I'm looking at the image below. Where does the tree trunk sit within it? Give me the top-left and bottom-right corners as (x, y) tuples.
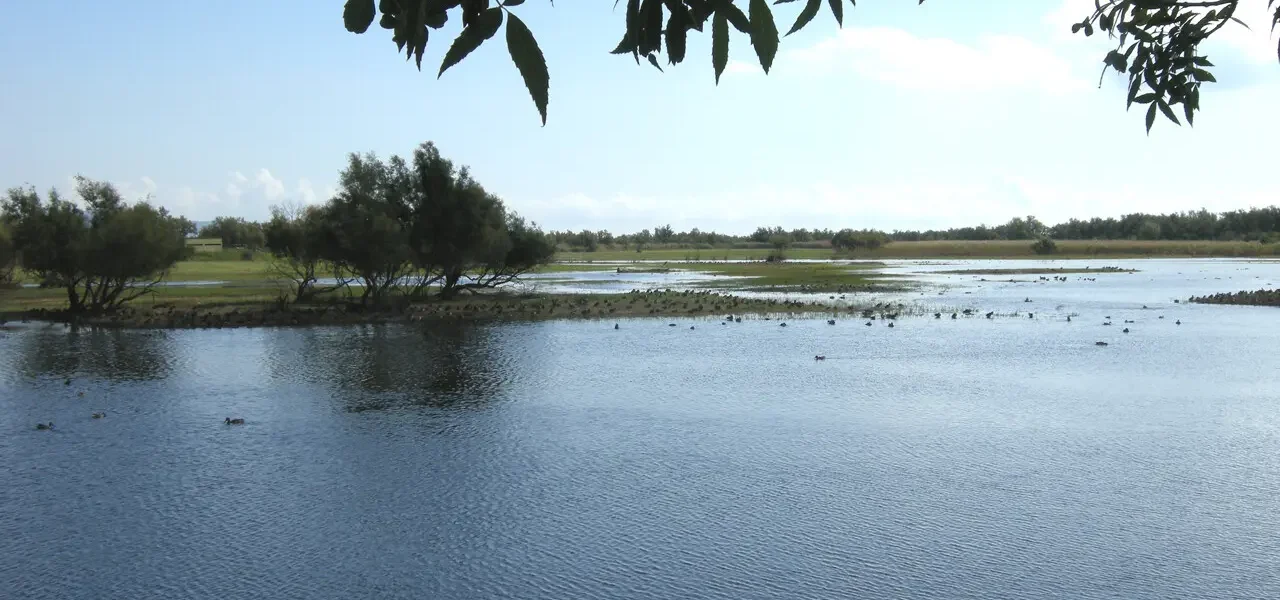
(438, 270), (461, 300)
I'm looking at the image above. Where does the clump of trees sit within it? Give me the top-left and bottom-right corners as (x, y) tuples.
(2, 177), (187, 313)
(199, 216), (265, 249)
(831, 229), (889, 252)
(264, 141), (556, 305)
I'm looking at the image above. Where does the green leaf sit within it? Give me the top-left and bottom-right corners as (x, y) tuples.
(1145, 101), (1157, 133)
(344, 0), (377, 34)
(1156, 99), (1180, 125)
(413, 28), (429, 70)
(749, 0), (780, 72)
(787, 0), (821, 36)
(626, 0), (643, 62)
(610, 33), (634, 55)
(667, 10), (688, 64)
(425, 9), (448, 29)
(716, 0), (751, 33)
(1190, 68), (1216, 82)
(712, 11), (728, 84)
(827, 0), (843, 27)
(1133, 92), (1157, 104)
(505, 12), (550, 125)
(438, 7), (504, 78)
(1183, 99), (1194, 126)
(640, 0), (664, 55)
(504, 0), (526, 5)
(647, 53), (665, 72)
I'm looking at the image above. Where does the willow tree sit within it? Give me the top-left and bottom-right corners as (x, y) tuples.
(0, 221), (14, 286)
(345, 0), (1280, 131)
(3, 178), (186, 313)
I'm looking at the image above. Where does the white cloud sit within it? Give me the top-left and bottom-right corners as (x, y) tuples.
(781, 26), (1087, 94)
(82, 169), (335, 221)
(254, 168), (286, 201)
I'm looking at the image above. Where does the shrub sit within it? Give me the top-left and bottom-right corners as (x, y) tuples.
(1031, 237), (1058, 255)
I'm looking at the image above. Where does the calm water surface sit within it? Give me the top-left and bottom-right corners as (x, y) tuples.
(3, 259), (1280, 599)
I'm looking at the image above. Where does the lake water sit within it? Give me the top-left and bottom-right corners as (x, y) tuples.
(3, 259), (1280, 599)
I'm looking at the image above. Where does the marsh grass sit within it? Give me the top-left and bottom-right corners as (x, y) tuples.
(686, 261), (894, 292)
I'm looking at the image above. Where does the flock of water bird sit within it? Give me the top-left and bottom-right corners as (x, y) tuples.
(31, 376), (246, 431)
(611, 297), (1186, 359)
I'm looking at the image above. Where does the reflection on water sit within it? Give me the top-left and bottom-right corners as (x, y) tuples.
(263, 321), (516, 411)
(3, 259), (1280, 599)
(4, 325), (176, 384)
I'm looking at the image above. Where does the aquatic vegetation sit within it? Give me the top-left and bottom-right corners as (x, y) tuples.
(1189, 289), (1280, 307)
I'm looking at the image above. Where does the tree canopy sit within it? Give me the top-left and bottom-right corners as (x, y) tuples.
(264, 141), (556, 304)
(344, 0), (1280, 131)
(0, 221), (14, 286)
(3, 177), (187, 313)
(199, 216), (265, 249)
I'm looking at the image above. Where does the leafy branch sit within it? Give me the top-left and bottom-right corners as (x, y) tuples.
(345, 0), (1277, 131)
(1071, 0), (1280, 133)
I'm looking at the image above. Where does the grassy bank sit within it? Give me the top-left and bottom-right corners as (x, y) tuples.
(2, 290), (912, 330)
(557, 240), (1280, 261)
(686, 261), (896, 292)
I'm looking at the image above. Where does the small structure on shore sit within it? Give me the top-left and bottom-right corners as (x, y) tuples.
(185, 238), (223, 253)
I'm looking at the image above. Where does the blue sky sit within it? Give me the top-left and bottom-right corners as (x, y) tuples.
(1, 0), (1276, 234)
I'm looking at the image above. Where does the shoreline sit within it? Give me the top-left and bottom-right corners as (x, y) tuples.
(1, 291), (915, 331)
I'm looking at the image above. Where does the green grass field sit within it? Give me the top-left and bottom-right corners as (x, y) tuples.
(3, 239), (1274, 314)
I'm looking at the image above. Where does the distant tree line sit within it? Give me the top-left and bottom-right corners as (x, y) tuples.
(198, 216), (264, 249)
(889, 209), (1280, 243)
(548, 207), (1280, 252)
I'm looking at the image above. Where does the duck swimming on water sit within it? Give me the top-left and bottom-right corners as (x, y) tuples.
(224, 418), (245, 425)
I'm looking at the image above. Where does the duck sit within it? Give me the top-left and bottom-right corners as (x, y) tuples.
(92, 412), (106, 419)
(35, 422), (55, 430)
(827, 319), (836, 325)
(814, 355), (826, 361)
(614, 323), (619, 330)
(224, 418), (245, 425)
(1095, 341), (1108, 347)
(887, 322), (895, 328)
